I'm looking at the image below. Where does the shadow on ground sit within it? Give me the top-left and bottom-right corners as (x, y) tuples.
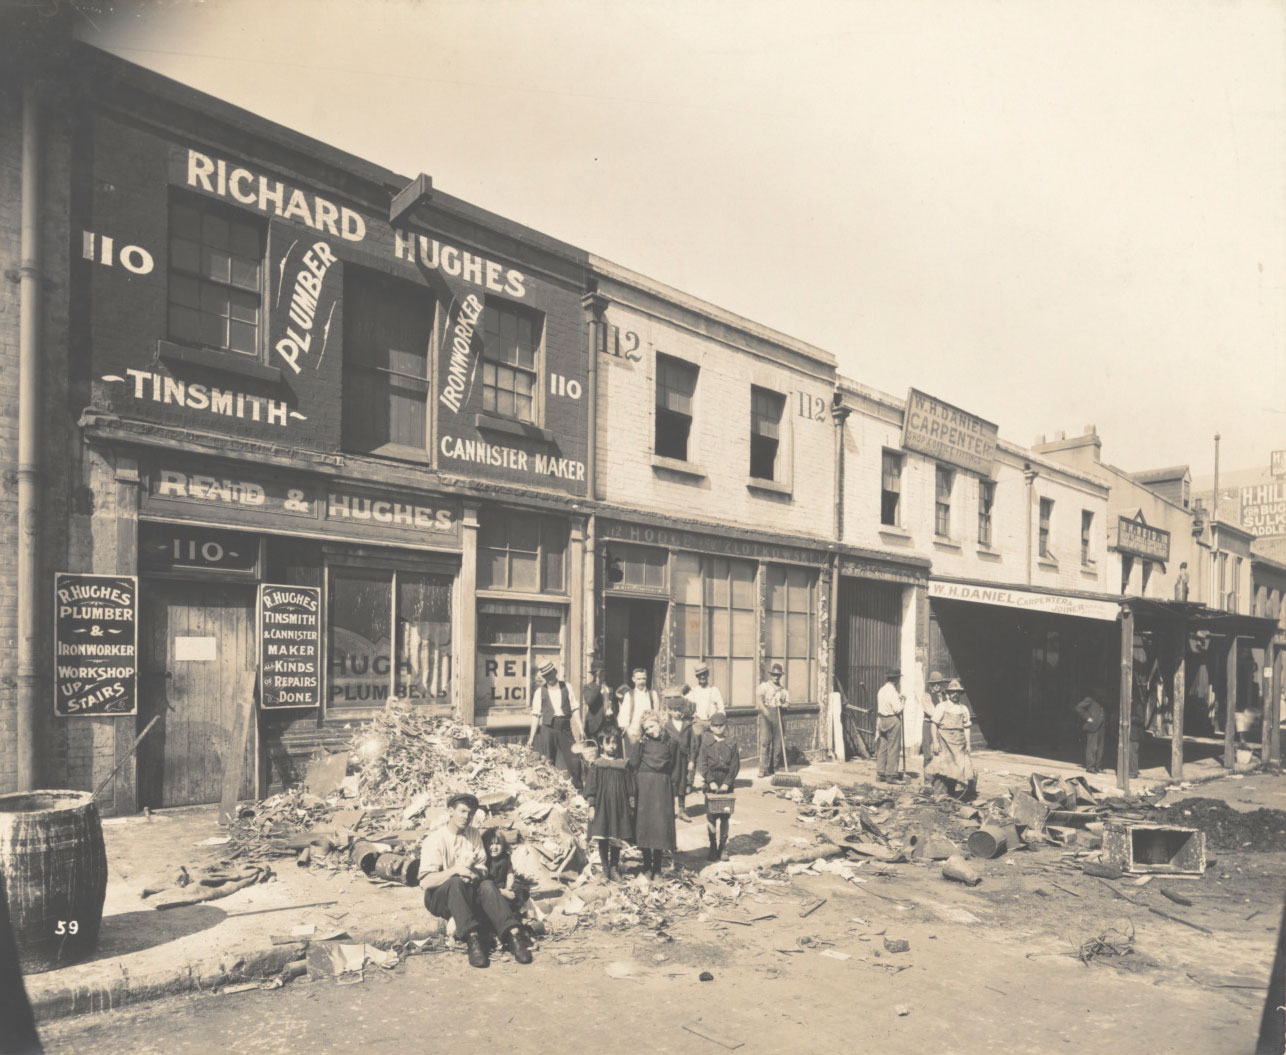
(79, 905), (226, 963)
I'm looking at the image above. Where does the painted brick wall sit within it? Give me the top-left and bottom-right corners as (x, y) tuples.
(594, 299), (836, 540)
(840, 391), (1110, 594)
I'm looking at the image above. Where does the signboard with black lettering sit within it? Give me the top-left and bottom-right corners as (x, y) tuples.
(54, 573), (138, 716)
(259, 585), (322, 709)
(902, 389), (999, 476)
(1113, 515), (1171, 562)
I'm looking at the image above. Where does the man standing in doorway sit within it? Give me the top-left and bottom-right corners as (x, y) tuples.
(687, 663), (726, 788)
(1075, 694), (1106, 773)
(527, 661), (584, 789)
(756, 662), (789, 777)
(419, 793), (533, 969)
(617, 667), (659, 751)
(876, 669), (905, 782)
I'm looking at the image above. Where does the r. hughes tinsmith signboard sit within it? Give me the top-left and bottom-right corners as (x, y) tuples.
(902, 389), (999, 476)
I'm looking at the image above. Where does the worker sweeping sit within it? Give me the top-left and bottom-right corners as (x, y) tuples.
(756, 662), (789, 777)
(875, 669), (905, 783)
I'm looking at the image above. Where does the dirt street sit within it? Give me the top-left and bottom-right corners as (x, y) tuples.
(37, 770), (1284, 1055)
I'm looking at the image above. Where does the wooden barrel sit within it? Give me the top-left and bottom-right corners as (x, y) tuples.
(0, 790), (108, 973)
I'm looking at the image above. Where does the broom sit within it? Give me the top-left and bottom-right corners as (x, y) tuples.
(770, 706), (802, 787)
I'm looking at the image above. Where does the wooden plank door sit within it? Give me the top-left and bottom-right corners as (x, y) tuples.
(140, 581), (258, 807)
(836, 580), (902, 751)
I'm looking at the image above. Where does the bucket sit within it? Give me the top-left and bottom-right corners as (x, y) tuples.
(966, 823), (1017, 859)
(0, 790), (108, 973)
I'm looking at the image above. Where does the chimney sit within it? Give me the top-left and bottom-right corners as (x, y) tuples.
(1054, 430), (1066, 441)
(1084, 425), (1096, 436)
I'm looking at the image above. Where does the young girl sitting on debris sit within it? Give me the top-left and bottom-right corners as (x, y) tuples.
(481, 828), (531, 910)
(583, 734), (635, 881)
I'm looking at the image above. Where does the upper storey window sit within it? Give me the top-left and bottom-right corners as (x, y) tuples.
(168, 197), (263, 356)
(481, 300), (541, 424)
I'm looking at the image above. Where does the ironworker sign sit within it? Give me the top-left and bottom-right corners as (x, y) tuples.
(259, 585), (322, 709)
(1113, 514), (1171, 562)
(1240, 481), (1286, 537)
(54, 573), (138, 716)
(929, 579), (1119, 622)
(902, 389), (998, 476)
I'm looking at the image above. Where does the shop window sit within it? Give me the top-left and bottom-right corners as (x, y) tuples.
(880, 450), (903, 527)
(604, 542), (667, 591)
(476, 603), (563, 718)
(478, 511), (568, 593)
(1081, 510), (1094, 565)
(934, 466), (954, 537)
(750, 386), (786, 481)
(1039, 498), (1053, 558)
(328, 567), (452, 708)
(342, 267), (434, 453)
(766, 564), (818, 704)
(977, 479), (995, 546)
(168, 197), (264, 356)
(655, 354), (698, 461)
(481, 300), (540, 423)
(671, 554), (755, 705)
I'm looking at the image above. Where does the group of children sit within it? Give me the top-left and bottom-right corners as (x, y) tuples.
(580, 695), (741, 880)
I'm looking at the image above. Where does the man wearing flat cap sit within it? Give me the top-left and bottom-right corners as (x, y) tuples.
(581, 658), (617, 747)
(921, 671), (948, 781)
(419, 793), (532, 969)
(687, 663), (726, 789)
(756, 661), (789, 778)
(527, 660), (583, 788)
(875, 669), (905, 782)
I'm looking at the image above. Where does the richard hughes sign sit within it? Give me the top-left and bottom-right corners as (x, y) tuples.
(54, 573), (138, 716)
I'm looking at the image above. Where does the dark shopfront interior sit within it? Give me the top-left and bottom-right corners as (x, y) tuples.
(929, 599), (1120, 763)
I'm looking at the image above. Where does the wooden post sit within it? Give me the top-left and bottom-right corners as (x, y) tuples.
(1266, 640), (1281, 765)
(1223, 635), (1237, 769)
(458, 503), (479, 726)
(1118, 605), (1133, 796)
(1170, 621), (1185, 780)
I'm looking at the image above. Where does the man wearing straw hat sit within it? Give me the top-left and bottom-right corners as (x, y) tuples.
(921, 671), (948, 782)
(527, 660), (583, 788)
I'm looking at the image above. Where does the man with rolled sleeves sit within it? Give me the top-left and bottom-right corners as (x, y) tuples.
(527, 661), (583, 789)
(419, 793), (532, 969)
(756, 662), (789, 777)
(876, 669), (906, 782)
(687, 663), (726, 788)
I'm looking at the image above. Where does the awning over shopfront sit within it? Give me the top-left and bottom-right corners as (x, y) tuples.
(929, 578), (1120, 622)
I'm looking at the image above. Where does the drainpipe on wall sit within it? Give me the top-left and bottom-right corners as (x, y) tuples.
(829, 397), (850, 757)
(582, 290), (608, 503)
(17, 80), (43, 791)
(1023, 464), (1039, 587)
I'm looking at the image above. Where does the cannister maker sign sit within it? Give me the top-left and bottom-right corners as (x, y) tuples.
(54, 573), (138, 716)
(259, 584), (322, 709)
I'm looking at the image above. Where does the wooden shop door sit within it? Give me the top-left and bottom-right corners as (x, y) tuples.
(139, 580), (258, 807)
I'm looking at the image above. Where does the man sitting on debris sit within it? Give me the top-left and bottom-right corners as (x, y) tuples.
(528, 661), (584, 789)
(419, 793), (533, 969)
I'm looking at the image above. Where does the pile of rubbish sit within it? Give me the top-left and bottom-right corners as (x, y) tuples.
(214, 702), (590, 897)
(1153, 797), (1286, 853)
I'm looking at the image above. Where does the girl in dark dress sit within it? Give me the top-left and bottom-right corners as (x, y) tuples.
(481, 827), (531, 910)
(629, 711), (678, 879)
(583, 734), (635, 881)
(664, 697), (695, 822)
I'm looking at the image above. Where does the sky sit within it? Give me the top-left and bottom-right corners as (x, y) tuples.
(75, 0), (1285, 476)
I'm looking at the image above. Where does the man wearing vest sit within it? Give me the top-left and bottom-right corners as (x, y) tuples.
(527, 661), (584, 789)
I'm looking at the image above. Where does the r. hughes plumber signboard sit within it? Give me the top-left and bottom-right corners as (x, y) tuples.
(54, 573), (138, 716)
(259, 585), (322, 709)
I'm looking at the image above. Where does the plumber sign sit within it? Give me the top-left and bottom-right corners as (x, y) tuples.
(54, 573), (138, 716)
